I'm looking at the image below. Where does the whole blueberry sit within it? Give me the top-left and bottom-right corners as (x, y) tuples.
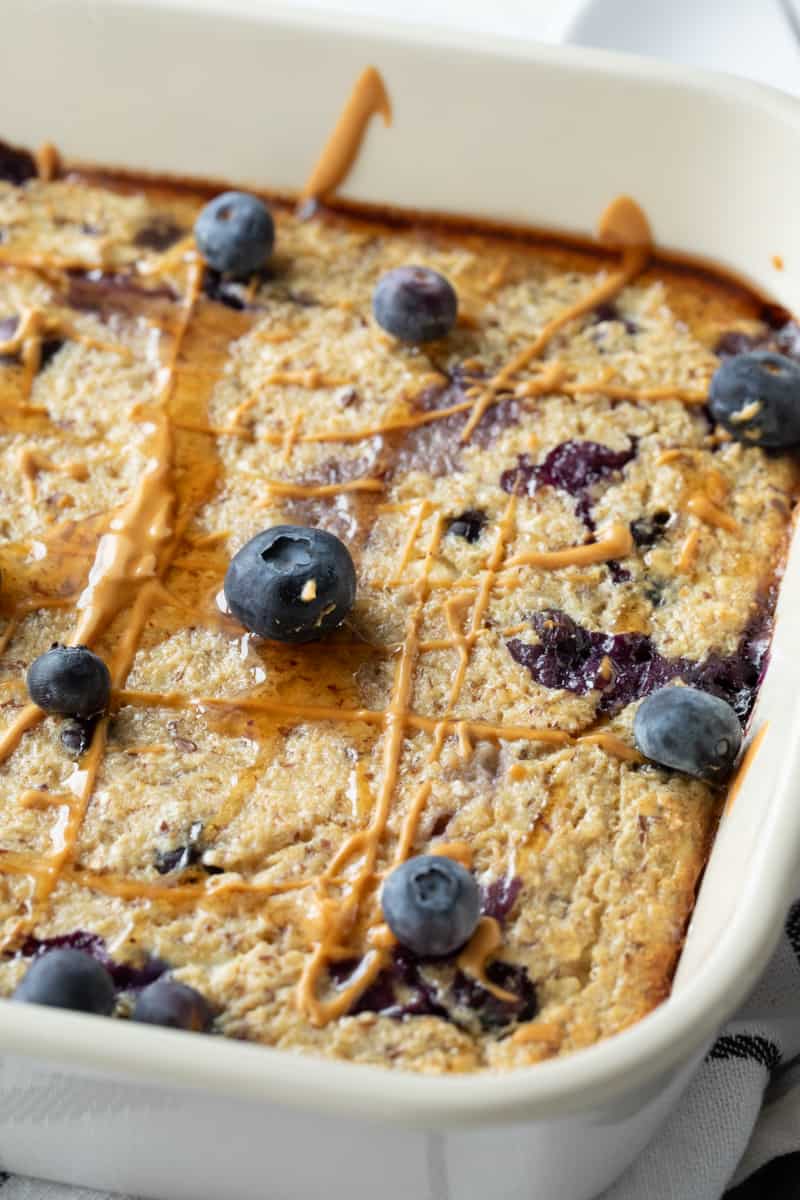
(708, 352), (800, 447)
(381, 855), (481, 957)
(372, 266), (458, 343)
(132, 979), (212, 1032)
(194, 191), (274, 277)
(224, 525), (356, 644)
(27, 644), (111, 719)
(633, 686), (742, 780)
(13, 948), (115, 1014)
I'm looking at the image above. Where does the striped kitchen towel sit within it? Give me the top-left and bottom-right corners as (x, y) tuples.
(603, 899), (800, 1199)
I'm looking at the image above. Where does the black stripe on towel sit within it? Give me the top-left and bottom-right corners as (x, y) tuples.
(0, 1174), (9, 1187)
(725, 1150), (800, 1198)
(707, 1034), (781, 1072)
(785, 899), (800, 962)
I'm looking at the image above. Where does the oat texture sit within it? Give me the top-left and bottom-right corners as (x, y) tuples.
(0, 170), (795, 1073)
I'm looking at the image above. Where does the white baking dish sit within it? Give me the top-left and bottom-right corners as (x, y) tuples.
(2, 2), (800, 1197)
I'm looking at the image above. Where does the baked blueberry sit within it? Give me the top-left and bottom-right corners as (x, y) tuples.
(60, 718), (96, 757)
(630, 510), (671, 548)
(194, 192), (274, 277)
(132, 978), (212, 1032)
(381, 855), (481, 957)
(633, 686), (742, 780)
(447, 509), (486, 543)
(708, 352), (800, 447)
(13, 948), (115, 1014)
(372, 266), (458, 343)
(224, 525), (356, 644)
(27, 644), (111, 719)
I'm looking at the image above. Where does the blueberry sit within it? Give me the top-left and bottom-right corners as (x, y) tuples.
(132, 979), (212, 1031)
(381, 855), (481, 957)
(60, 718), (96, 757)
(633, 686), (742, 780)
(13, 948), (115, 1014)
(630, 510), (671, 548)
(224, 525), (356, 644)
(708, 352), (800, 447)
(194, 192), (274, 277)
(447, 509), (486, 543)
(27, 643), (111, 719)
(372, 266), (458, 343)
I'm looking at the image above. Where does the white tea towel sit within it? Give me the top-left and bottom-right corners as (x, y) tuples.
(600, 898), (800, 1200)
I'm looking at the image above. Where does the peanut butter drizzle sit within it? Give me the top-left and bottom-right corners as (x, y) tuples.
(577, 732), (643, 763)
(676, 527), (701, 574)
(35, 142), (62, 182)
(430, 840), (473, 868)
(19, 788), (71, 810)
(73, 417), (175, 645)
(457, 916), (517, 1002)
(596, 195), (652, 249)
(0, 255), (230, 934)
(506, 522), (634, 570)
(686, 493), (739, 533)
(510, 1019), (564, 1047)
(563, 379), (709, 406)
(17, 447), (89, 501)
(262, 478), (384, 499)
(459, 211), (651, 443)
(300, 67), (392, 203)
(297, 515), (443, 1024)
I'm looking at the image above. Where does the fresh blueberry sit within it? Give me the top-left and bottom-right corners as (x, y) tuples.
(27, 643), (111, 719)
(224, 525), (356, 644)
(372, 266), (458, 343)
(132, 979), (212, 1031)
(381, 855), (481, 957)
(708, 352), (800, 447)
(194, 191), (274, 277)
(633, 686), (742, 780)
(13, 948), (115, 1014)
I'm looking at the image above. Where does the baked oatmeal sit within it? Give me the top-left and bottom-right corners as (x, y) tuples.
(0, 71), (797, 1073)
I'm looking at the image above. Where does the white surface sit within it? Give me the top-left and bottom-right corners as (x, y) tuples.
(3, 2), (800, 1198)
(569, 0), (800, 95)
(96, 0), (588, 41)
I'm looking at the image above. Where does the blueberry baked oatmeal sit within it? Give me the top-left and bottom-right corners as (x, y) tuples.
(0, 70), (798, 1073)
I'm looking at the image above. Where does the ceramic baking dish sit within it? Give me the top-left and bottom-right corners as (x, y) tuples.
(2, 2), (800, 1197)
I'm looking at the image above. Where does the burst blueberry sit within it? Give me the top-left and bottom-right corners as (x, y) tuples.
(60, 718), (96, 758)
(372, 266), (458, 343)
(132, 978), (212, 1032)
(13, 948), (115, 1014)
(224, 525), (356, 644)
(630, 510), (671, 548)
(381, 855), (481, 957)
(708, 351), (800, 447)
(447, 509), (486, 543)
(27, 643), (111, 719)
(633, 686), (742, 780)
(194, 191), (274, 277)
